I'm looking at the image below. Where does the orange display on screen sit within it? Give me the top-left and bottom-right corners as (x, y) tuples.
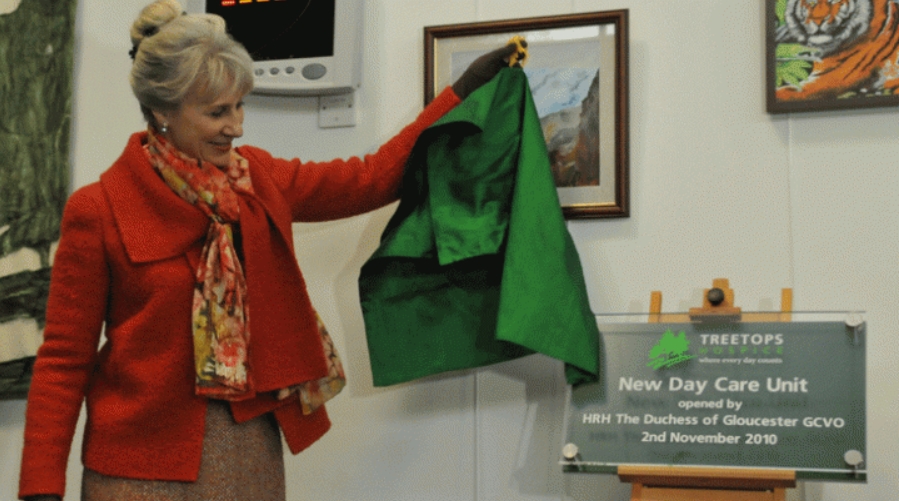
(207, 0), (335, 62)
(222, 0), (289, 6)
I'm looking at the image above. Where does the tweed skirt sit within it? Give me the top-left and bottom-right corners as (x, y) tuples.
(81, 400), (285, 501)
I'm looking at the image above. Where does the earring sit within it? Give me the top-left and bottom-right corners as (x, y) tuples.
(160, 122), (169, 134)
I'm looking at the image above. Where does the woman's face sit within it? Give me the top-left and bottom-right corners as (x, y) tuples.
(154, 87), (246, 168)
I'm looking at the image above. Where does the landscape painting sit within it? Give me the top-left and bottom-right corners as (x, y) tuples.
(425, 11), (629, 218)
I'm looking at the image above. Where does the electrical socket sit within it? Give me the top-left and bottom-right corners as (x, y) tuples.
(318, 92), (356, 128)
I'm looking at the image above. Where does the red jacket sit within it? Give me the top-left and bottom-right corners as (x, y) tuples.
(18, 88), (460, 499)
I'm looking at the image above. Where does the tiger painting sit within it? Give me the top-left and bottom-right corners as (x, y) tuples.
(773, 0), (899, 102)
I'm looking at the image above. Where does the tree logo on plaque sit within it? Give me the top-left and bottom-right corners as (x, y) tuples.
(647, 329), (695, 369)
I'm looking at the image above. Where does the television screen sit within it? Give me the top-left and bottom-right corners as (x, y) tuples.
(186, 0), (361, 95)
(206, 0), (336, 62)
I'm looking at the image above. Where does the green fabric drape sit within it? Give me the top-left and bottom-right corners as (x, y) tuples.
(359, 68), (599, 387)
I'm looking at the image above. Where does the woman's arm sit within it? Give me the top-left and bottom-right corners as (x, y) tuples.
(18, 186), (110, 500)
(255, 86), (461, 222)
(254, 42), (522, 222)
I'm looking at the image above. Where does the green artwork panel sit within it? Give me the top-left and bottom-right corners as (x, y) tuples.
(0, 0), (76, 398)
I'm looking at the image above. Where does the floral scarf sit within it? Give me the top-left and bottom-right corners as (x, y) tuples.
(144, 131), (345, 412)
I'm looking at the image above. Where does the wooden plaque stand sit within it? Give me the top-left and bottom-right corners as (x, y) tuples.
(622, 279), (797, 500)
(618, 465), (796, 501)
(648, 278), (793, 324)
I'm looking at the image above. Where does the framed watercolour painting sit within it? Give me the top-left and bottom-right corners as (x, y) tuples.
(425, 11), (629, 219)
(767, 0), (899, 113)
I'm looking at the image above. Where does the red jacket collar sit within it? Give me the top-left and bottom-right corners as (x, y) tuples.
(99, 132), (293, 264)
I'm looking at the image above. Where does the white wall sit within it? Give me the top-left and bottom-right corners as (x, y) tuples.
(1, 0), (896, 500)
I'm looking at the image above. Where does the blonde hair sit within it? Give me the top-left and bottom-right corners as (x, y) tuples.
(129, 0), (254, 127)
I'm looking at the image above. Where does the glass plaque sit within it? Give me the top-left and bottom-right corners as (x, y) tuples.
(561, 312), (866, 481)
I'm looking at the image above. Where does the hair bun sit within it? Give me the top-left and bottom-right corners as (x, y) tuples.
(129, 0), (183, 57)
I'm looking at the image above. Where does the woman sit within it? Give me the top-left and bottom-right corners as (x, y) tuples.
(18, 1), (518, 499)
